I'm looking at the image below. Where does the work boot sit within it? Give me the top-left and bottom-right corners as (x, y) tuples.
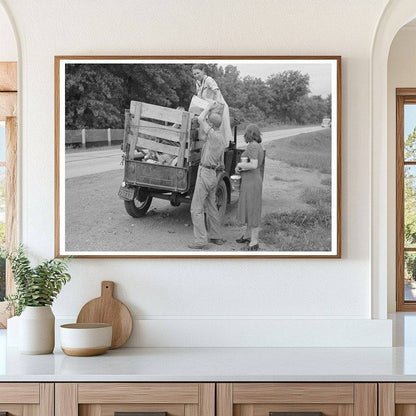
(188, 243), (208, 250)
(209, 238), (226, 245)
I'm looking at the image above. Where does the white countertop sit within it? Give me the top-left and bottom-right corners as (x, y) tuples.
(2, 328), (416, 382)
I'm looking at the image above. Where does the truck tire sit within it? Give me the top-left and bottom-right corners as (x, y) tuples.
(215, 179), (228, 221)
(124, 188), (152, 218)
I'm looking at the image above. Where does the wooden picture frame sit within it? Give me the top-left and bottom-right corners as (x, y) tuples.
(55, 56), (341, 258)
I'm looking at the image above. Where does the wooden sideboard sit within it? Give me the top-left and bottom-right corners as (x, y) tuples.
(1, 381), (415, 416)
(0, 383), (53, 415)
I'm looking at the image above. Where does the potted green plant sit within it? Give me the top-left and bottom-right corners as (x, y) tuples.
(1, 245), (71, 354)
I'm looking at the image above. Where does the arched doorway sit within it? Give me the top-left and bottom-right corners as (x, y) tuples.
(371, 0), (416, 319)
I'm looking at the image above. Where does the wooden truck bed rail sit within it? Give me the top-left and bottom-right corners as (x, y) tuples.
(123, 101), (201, 168)
(122, 101), (202, 192)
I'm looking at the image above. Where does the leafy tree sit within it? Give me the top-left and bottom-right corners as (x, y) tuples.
(405, 253), (416, 281)
(324, 94), (332, 118)
(405, 169), (416, 247)
(217, 65), (246, 109)
(291, 95), (329, 125)
(65, 64), (126, 129)
(116, 64), (194, 109)
(242, 76), (272, 118)
(405, 126), (416, 161)
(65, 64), (195, 129)
(403, 128), (416, 282)
(404, 128), (416, 247)
(64, 63), (323, 129)
(228, 106), (245, 127)
(244, 105), (266, 124)
(267, 70), (310, 122)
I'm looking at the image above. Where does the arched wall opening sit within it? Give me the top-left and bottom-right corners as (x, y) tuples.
(387, 19), (416, 313)
(0, 2), (18, 61)
(371, 0), (416, 319)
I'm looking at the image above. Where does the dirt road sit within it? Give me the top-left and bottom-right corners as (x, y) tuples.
(64, 125), (329, 253)
(64, 159), (329, 253)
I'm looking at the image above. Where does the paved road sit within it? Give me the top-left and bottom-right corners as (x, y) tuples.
(66, 148), (124, 179)
(65, 125), (323, 178)
(236, 125), (323, 147)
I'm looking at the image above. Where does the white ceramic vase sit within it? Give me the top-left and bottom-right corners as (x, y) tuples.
(19, 306), (55, 354)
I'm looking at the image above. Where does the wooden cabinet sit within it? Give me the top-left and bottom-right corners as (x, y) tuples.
(217, 383), (377, 416)
(379, 383), (416, 416)
(0, 383), (53, 416)
(55, 383), (215, 416)
(0, 381), (384, 416)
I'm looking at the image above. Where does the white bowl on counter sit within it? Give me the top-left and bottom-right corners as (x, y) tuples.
(60, 323), (112, 356)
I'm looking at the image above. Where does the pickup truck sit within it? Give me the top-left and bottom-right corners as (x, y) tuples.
(118, 101), (242, 220)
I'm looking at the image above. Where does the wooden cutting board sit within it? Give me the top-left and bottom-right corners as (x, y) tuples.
(76, 281), (133, 349)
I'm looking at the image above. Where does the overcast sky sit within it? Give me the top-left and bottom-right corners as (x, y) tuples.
(230, 62), (333, 97)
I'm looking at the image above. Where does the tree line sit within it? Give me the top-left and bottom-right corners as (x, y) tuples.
(404, 127), (416, 280)
(65, 63), (331, 130)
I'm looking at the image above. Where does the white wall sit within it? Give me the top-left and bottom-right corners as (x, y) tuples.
(0, 3), (17, 60)
(0, 0), (393, 346)
(387, 25), (416, 312)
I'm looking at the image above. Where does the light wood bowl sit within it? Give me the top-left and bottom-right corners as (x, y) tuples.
(60, 323), (112, 357)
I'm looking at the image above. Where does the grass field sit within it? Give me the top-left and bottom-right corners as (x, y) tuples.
(260, 128), (332, 252)
(264, 128), (331, 174)
(260, 209), (331, 251)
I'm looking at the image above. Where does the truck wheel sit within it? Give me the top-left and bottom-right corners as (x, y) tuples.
(124, 188), (152, 218)
(215, 179), (228, 221)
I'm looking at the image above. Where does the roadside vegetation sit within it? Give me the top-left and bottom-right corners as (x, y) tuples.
(260, 209), (331, 251)
(264, 129), (332, 174)
(403, 127), (416, 281)
(259, 129), (332, 251)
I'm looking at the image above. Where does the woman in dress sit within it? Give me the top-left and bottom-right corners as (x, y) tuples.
(235, 124), (264, 251)
(192, 64), (233, 147)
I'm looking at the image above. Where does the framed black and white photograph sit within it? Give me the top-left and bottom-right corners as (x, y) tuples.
(55, 56), (341, 258)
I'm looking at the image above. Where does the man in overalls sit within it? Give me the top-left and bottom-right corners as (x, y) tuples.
(188, 102), (226, 249)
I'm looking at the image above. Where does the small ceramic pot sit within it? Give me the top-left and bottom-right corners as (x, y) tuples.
(60, 323), (112, 356)
(19, 306), (55, 354)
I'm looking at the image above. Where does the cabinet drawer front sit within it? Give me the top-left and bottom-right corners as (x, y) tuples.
(0, 383), (39, 403)
(236, 403), (340, 416)
(395, 384), (416, 404)
(233, 384), (354, 404)
(78, 383), (200, 404)
(80, 403), (186, 416)
(0, 404), (24, 416)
